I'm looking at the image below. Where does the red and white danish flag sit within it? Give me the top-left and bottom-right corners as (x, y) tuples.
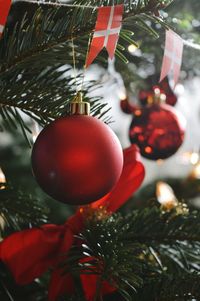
(0, 0), (11, 38)
(160, 29), (183, 87)
(86, 4), (124, 68)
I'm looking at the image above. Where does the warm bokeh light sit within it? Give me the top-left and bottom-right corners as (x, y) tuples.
(156, 181), (178, 209)
(180, 151), (199, 165)
(32, 121), (41, 143)
(128, 44), (138, 53)
(0, 168), (6, 190)
(189, 162), (200, 179)
(118, 91), (127, 100)
(190, 152), (199, 165)
(134, 109), (142, 116)
(145, 146), (152, 154)
(157, 159), (164, 166)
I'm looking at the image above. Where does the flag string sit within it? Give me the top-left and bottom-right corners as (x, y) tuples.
(15, 0), (97, 9)
(183, 39), (200, 51)
(15, 1), (200, 52)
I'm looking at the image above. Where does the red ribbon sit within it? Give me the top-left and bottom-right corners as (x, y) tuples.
(0, 0), (11, 38)
(0, 145), (145, 301)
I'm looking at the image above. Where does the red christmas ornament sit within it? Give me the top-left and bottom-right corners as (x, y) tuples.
(129, 103), (186, 160)
(0, 145), (145, 301)
(32, 97), (123, 205)
(120, 97), (136, 114)
(158, 77), (178, 106)
(138, 90), (154, 106)
(138, 78), (177, 107)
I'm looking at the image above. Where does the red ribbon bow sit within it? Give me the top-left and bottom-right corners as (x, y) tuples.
(0, 0), (11, 38)
(0, 145), (145, 301)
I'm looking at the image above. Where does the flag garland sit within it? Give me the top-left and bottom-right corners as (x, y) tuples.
(0, 2), (191, 89)
(86, 4), (124, 67)
(85, 6), (184, 87)
(160, 29), (184, 87)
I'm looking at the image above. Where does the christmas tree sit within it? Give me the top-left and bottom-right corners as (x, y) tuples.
(0, 1), (200, 300)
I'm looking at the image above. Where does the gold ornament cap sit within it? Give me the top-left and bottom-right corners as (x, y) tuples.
(67, 92), (90, 115)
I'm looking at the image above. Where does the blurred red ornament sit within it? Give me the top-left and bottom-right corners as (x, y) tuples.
(165, 94), (177, 106)
(120, 97), (136, 114)
(139, 78), (177, 107)
(138, 90), (154, 106)
(32, 115), (123, 205)
(157, 77), (178, 106)
(129, 103), (186, 160)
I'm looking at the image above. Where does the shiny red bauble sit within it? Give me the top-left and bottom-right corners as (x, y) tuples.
(32, 115), (123, 205)
(129, 103), (186, 160)
(138, 88), (177, 107)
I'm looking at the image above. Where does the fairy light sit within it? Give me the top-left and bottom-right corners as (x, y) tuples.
(0, 213), (5, 233)
(0, 168), (6, 190)
(32, 121), (41, 143)
(156, 181), (178, 210)
(128, 44), (138, 54)
(157, 159), (164, 166)
(154, 87), (160, 95)
(190, 152), (199, 165)
(160, 93), (167, 102)
(119, 91), (127, 100)
(189, 162), (200, 179)
(0, 168), (6, 231)
(180, 151), (199, 165)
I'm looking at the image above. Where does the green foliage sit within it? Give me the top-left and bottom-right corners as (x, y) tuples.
(126, 177), (200, 211)
(63, 205), (200, 300)
(0, 265), (48, 301)
(1, 1), (200, 300)
(0, 183), (48, 234)
(0, 63), (112, 144)
(0, 0), (173, 140)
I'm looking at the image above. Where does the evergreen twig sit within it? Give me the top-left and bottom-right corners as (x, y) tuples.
(62, 206), (200, 300)
(0, 183), (48, 232)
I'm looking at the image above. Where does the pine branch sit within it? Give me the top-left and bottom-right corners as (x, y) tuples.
(0, 262), (48, 301)
(0, 0), (173, 139)
(131, 273), (200, 301)
(0, 0), (172, 76)
(158, 274), (200, 300)
(0, 183), (48, 233)
(60, 205), (200, 301)
(0, 64), (111, 141)
(125, 207), (200, 242)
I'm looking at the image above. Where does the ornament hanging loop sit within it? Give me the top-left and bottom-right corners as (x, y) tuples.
(71, 34), (79, 93)
(67, 92), (90, 116)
